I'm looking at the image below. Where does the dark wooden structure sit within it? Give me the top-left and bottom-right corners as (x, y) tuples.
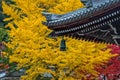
(42, 0), (120, 45)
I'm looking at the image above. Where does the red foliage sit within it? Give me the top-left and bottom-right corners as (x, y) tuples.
(96, 44), (120, 80)
(107, 44), (120, 54)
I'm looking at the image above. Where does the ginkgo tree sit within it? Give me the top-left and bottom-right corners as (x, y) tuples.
(2, 0), (114, 80)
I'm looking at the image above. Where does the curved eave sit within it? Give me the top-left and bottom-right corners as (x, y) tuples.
(54, 6), (120, 35)
(49, 21), (120, 45)
(43, 0), (120, 28)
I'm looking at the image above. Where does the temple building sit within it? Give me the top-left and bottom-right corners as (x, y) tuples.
(42, 0), (120, 45)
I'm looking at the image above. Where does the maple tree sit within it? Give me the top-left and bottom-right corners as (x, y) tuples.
(2, 0), (114, 80)
(96, 45), (120, 80)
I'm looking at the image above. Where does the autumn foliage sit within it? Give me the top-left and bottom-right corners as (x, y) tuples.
(2, 0), (114, 80)
(96, 45), (120, 80)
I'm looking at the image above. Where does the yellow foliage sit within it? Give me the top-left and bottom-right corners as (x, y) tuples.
(2, 0), (114, 80)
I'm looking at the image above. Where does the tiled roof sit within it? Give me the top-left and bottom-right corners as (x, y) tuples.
(42, 0), (120, 45)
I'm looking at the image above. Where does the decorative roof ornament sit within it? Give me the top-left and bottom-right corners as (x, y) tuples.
(60, 36), (66, 51)
(42, 0), (120, 45)
(81, 0), (93, 8)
